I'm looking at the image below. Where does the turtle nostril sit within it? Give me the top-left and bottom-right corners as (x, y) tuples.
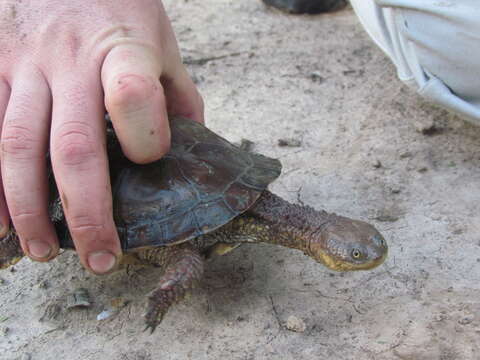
(372, 234), (387, 248)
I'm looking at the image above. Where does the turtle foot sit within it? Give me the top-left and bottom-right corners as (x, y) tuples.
(141, 245), (205, 332)
(143, 287), (177, 333)
(144, 283), (187, 333)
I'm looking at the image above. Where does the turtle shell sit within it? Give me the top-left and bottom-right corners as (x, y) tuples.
(53, 117), (281, 250)
(102, 116), (282, 250)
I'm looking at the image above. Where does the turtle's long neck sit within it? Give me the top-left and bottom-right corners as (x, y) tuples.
(216, 190), (333, 252)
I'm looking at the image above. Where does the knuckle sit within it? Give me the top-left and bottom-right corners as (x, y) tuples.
(57, 140), (96, 167)
(67, 213), (118, 249)
(53, 123), (97, 166)
(68, 213), (105, 235)
(106, 73), (158, 109)
(1, 124), (40, 160)
(60, 30), (82, 61)
(10, 209), (45, 229)
(11, 209), (42, 220)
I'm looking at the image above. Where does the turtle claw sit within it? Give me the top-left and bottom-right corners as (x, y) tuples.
(143, 305), (166, 334)
(143, 324), (153, 334)
(143, 323), (158, 334)
(143, 313), (165, 334)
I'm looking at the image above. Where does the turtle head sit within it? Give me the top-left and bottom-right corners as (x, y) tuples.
(307, 216), (387, 271)
(0, 230), (25, 269)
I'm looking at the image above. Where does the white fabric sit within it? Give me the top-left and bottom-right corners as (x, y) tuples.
(350, 0), (480, 125)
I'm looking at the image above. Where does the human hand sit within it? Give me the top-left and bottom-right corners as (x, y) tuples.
(0, 0), (203, 273)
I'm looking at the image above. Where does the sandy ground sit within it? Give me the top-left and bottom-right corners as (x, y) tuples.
(1, 1), (480, 359)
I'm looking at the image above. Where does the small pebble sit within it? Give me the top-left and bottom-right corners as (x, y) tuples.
(286, 315), (306, 333)
(278, 138), (302, 147)
(67, 288), (92, 309)
(372, 160), (382, 169)
(37, 280), (49, 289)
(97, 297), (128, 321)
(309, 71), (325, 83)
(399, 151), (413, 159)
(0, 326), (9, 336)
(414, 118), (438, 135)
(369, 208), (401, 222)
(458, 314), (474, 325)
(374, 214), (399, 222)
(97, 309), (114, 321)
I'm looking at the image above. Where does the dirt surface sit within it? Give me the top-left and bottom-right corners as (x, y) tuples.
(1, 1), (480, 359)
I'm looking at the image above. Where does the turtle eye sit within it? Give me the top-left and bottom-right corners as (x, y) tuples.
(351, 249), (362, 259)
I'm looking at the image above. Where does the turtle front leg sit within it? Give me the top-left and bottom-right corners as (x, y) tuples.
(138, 244), (204, 333)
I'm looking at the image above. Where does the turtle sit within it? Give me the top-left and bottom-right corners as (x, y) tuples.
(0, 116), (388, 332)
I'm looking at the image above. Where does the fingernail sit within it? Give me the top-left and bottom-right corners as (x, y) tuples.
(88, 251), (117, 274)
(27, 240), (52, 259)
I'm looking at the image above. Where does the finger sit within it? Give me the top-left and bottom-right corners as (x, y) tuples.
(161, 66), (204, 124)
(102, 43), (170, 164)
(0, 79), (11, 237)
(0, 69), (59, 261)
(50, 74), (121, 274)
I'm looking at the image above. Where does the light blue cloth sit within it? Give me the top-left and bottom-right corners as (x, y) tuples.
(350, 0), (480, 125)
